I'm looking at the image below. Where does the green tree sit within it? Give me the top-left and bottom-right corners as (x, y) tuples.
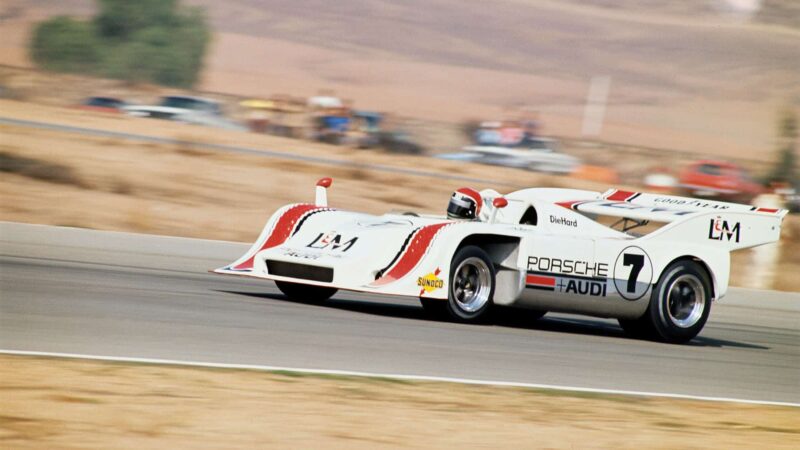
(30, 16), (100, 73)
(29, 0), (210, 88)
(768, 108), (799, 186)
(94, 0), (179, 39)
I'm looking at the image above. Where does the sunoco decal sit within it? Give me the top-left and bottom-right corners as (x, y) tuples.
(417, 268), (444, 296)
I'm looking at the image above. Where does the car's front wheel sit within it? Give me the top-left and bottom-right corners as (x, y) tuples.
(447, 246), (496, 322)
(275, 281), (337, 303)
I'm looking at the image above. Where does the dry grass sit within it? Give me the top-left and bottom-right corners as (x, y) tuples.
(0, 149), (86, 187)
(1, 355), (798, 449)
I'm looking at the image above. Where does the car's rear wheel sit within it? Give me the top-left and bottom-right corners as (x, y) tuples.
(621, 260), (712, 344)
(275, 281), (337, 303)
(447, 246), (495, 322)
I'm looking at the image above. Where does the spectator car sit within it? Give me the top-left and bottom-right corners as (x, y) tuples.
(679, 160), (762, 203)
(77, 96), (127, 113)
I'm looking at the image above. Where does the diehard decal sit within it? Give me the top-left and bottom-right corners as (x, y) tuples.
(708, 217), (741, 243)
(549, 215), (578, 227)
(417, 268), (444, 296)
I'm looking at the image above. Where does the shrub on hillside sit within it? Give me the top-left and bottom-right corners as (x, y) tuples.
(29, 0), (210, 88)
(31, 16), (101, 73)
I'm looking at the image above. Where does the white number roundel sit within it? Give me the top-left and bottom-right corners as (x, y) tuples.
(613, 246), (653, 301)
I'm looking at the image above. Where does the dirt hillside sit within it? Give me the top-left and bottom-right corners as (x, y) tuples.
(1, 0), (798, 157)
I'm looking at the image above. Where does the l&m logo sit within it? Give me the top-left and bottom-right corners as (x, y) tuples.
(708, 217), (741, 243)
(307, 232), (359, 252)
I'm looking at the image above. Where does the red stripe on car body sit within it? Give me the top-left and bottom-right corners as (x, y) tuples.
(526, 274), (556, 286)
(372, 222), (451, 286)
(233, 204), (322, 270)
(606, 190), (637, 202)
(556, 200), (582, 210)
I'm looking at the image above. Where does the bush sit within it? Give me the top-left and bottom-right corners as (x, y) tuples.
(29, 0), (210, 88)
(0, 151), (86, 187)
(30, 16), (101, 73)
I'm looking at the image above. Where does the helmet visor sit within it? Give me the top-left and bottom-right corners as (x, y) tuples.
(447, 196), (476, 219)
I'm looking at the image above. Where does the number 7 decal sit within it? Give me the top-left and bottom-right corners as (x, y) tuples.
(623, 253), (644, 293)
(613, 246), (653, 301)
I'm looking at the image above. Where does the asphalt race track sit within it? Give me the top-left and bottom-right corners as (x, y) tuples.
(1, 222), (798, 404)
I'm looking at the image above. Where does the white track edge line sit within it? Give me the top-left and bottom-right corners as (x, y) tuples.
(2, 349), (797, 408)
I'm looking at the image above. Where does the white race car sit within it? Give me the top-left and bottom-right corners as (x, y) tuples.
(215, 178), (787, 343)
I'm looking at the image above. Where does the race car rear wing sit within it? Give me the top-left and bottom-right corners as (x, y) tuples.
(641, 210), (784, 251)
(559, 189), (787, 251)
(560, 189), (788, 224)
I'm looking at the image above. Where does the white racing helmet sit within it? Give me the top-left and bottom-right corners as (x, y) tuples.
(447, 187), (483, 220)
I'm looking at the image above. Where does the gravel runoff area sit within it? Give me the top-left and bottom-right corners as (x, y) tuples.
(1, 355), (798, 449)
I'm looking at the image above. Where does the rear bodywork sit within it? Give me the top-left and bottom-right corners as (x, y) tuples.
(215, 186), (786, 320)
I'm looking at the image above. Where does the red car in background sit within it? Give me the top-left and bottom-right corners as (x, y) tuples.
(679, 160), (763, 203)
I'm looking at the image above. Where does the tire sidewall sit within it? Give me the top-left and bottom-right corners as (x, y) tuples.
(648, 261), (712, 343)
(447, 246), (496, 321)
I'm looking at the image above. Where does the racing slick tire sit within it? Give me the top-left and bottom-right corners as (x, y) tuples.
(446, 246), (496, 322)
(638, 260), (712, 344)
(275, 281), (337, 303)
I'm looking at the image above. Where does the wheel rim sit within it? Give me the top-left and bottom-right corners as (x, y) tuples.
(452, 257), (492, 313)
(665, 274), (706, 328)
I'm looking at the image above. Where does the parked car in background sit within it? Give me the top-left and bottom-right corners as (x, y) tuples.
(679, 160), (762, 203)
(440, 137), (579, 175)
(376, 130), (424, 155)
(123, 95), (245, 131)
(353, 111), (383, 148)
(123, 95), (222, 120)
(77, 96), (127, 113)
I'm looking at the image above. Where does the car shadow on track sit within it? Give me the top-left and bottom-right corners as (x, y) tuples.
(217, 290), (769, 350)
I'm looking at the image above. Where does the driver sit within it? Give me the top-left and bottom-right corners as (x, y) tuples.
(447, 187), (483, 220)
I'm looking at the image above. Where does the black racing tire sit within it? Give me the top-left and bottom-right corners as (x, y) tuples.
(644, 259), (712, 344)
(275, 280), (337, 303)
(447, 246), (496, 322)
(419, 297), (448, 319)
